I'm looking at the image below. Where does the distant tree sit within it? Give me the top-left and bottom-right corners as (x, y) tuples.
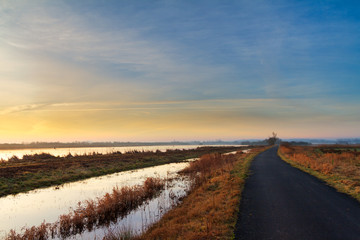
(266, 132), (279, 145)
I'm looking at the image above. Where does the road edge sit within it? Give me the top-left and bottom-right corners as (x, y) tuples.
(231, 146), (272, 240)
(277, 146), (360, 203)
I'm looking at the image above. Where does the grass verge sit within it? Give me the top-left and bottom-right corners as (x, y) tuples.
(278, 145), (360, 202)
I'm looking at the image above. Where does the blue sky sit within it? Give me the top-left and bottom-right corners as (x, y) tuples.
(0, 0), (359, 142)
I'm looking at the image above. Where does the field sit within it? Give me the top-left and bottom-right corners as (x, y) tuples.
(278, 144), (360, 201)
(0, 146), (242, 197)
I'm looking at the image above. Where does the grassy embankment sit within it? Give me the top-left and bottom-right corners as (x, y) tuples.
(278, 145), (360, 202)
(0, 146), (242, 197)
(108, 146), (266, 240)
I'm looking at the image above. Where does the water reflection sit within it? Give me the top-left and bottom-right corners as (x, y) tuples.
(76, 178), (191, 239)
(0, 145), (244, 161)
(0, 160), (194, 238)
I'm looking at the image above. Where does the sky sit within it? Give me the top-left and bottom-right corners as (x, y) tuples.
(0, 0), (360, 142)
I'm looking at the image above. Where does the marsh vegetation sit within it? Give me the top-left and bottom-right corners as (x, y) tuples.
(5, 177), (166, 240)
(105, 147), (267, 239)
(3, 145), (260, 239)
(0, 146), (240, 197)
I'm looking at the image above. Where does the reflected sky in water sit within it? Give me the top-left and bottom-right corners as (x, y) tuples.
(0, 160), (193, 238)
(0, 145), (241, 160)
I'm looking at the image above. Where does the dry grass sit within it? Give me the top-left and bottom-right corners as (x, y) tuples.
(131, 147), (266, 240)
(279, 145), (360, 201)
(5, 177), (165, 240)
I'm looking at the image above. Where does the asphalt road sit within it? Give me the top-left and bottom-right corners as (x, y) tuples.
(234, 146), (360, 240)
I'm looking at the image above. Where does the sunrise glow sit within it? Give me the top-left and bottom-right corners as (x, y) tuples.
(1, 1), (359, 142)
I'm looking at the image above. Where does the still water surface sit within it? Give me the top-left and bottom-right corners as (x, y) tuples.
(0, 160), (194, 239)
(0, 144), (240, 160)
(77, 178), (191, 239)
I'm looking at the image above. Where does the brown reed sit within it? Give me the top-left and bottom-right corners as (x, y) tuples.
(132, 148), (265, 240)
(5, 177), (165, 240)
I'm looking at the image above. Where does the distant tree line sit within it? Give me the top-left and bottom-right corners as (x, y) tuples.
(281, 141), (311, 146)
(0, 140), (244, 150)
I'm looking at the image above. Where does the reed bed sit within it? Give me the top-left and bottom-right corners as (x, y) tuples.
(177, 152), (239, 191)
(5, 177), (165, 240)
(279, 145), (360, 201)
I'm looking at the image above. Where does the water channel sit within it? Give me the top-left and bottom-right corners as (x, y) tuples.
(0, 145), (243, 161)
(0, 147), (246, 239)
(0, 159), (195, 239)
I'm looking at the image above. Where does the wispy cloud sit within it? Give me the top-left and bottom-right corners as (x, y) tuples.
(1, 1), (237, 105)
(0, 1), (359, 141)
(0, 104), (47, 115)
